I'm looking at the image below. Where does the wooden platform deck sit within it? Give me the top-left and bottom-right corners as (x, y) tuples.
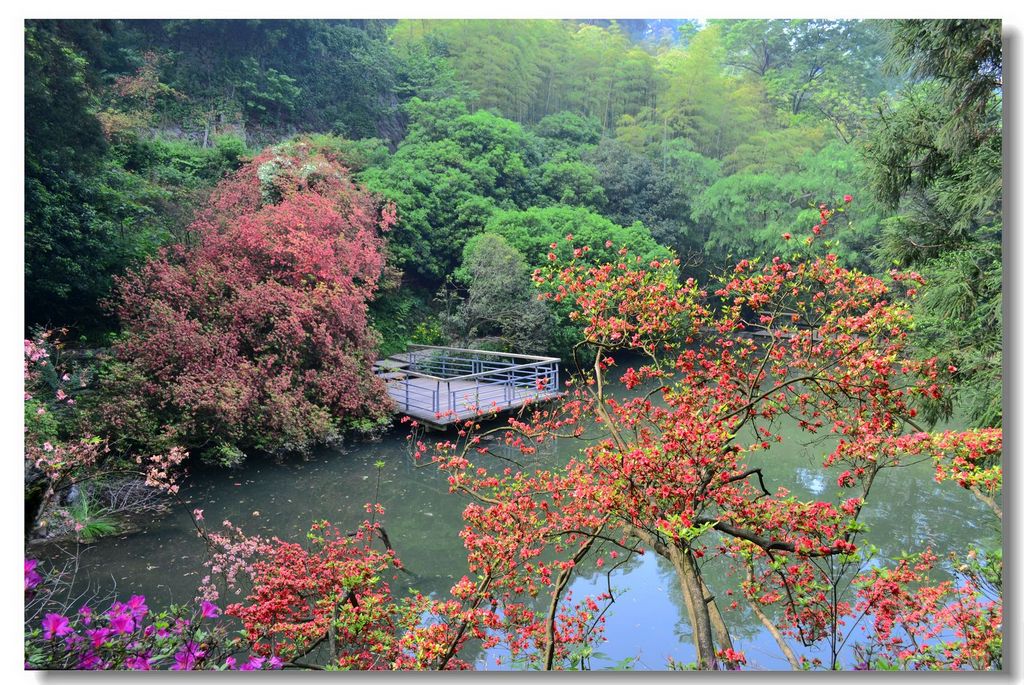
(375, 345), (564, 428)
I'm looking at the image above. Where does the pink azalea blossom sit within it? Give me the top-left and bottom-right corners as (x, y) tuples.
(239, 656), (265, 670)
(42, 613), (72, 639)
(78, 605), (93, 625)
(125, 655), (152, 670)
(170, 641), (205, 670)
(108, 612), (135, 635)
(77, 653), (104, 669)
(200, 601), (220, 619)
(126, 594), (149, 619)
(24, 559), (42, 591)
(86, 627), (112, 648)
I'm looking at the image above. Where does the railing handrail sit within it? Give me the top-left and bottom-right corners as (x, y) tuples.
(408, 343), (560, 364)
(397, 359), (556, 383)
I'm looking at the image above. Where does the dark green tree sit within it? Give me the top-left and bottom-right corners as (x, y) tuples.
(863, 19), (1002, 427)
(586, 139), (720, 265)
(25, 21), (253, 333)
(693, 141), (882, 271)
(122, 20), (401, 139)
(25, 21), (143, 330)
(443, 233), (553, 353)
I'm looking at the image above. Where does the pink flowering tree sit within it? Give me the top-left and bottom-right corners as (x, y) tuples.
(100, 138), (395, 465)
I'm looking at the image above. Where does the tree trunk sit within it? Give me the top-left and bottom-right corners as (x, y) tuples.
(669, 542), (719, 669)
(700, 571), (734, 656)
(745, 563), (800, 669)
(621, 522), (722, 669)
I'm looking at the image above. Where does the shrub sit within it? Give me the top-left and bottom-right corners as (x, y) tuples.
(101, 138), (395, 462)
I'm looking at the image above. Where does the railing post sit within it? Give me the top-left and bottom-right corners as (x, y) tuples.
(404, 377), (409, 410)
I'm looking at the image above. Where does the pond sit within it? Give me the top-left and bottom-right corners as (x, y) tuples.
(37, 366), (995, 671)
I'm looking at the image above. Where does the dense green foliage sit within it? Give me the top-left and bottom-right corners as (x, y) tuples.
(25, 21), (250, 332)
(115, 20), (402, 139)
(25, 16), (1001, 427)
(358, 99), (541, 285)
(442, 233), (553, 353)
(863, 19), (1002, 427)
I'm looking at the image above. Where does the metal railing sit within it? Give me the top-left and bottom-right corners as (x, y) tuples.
(376, 345), (561, 420)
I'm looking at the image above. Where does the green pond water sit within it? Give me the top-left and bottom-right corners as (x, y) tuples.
(38, 366), (996, 670)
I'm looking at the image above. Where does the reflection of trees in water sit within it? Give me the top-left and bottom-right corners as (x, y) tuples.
(857, 466), (996, 576)
(736, 406), (991, 576)
(692, 554), (767, 643)
(572, 544), (773, 664)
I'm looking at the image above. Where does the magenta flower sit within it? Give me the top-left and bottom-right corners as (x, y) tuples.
(41, 613), (72, 640)
(77, 653), (104, 669)
(125, 655), (153, 670)
(108, 611), (135, 635)
(170, 641), (205, 670)
(239, 656), (265, 670)
(268, 655), (283, 670)
(125, 594), (149, 619)
(78, 605), (93, 625)
(86, 627), (112, 648)
(24, 559), (42, 591)
(200, 601), (220, 620)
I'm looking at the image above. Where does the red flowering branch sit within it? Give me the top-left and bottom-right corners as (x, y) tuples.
(422, 209), (1001, 669)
